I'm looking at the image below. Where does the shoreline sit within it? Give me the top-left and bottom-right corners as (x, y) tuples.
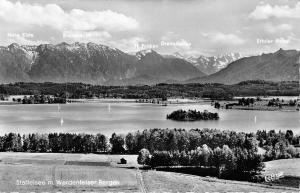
(216, 100), (299, 112)
(227, 106), (299, 112)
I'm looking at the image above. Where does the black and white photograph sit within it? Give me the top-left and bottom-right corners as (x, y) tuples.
(0, 0), (299, 192)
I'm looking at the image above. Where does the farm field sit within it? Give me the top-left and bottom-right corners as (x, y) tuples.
(142, 170), (298, 193)
(0, 164), (139, 192)
(0, 152), (139, 166)
(0, 152), (299, 193)
(263, 158), (300, 177)
(0, 152), (139, 192)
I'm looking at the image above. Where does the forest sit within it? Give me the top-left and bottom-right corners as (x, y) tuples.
(0, 80), (298, 100)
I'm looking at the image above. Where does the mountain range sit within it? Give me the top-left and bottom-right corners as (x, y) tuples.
(0, 42), (298, 85)
(187, 48), (300, 84)
(0, 43), (204, 85)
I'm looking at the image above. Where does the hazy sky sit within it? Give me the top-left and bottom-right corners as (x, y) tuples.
(1, 0), (300, 56)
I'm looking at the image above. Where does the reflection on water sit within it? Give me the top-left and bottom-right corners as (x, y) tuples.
(0, 102), (299, 135)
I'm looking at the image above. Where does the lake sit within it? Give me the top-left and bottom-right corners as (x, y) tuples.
(0, 102), (299, 135)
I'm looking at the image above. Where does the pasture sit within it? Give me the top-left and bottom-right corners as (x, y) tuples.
(0, 152), (298, 193)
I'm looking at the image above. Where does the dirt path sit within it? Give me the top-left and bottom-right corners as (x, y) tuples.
(136, 168), (147, 193)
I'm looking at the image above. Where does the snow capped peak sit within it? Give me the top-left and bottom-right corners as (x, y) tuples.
(196, 52), (243, 74)
(136, 49), (156, 60)
(171, 52), (243, 74)
(86, 42), (118, 52)
(171, 52), (198, 63)
(173, 52), (184, 58)
(8, 43), (20, 48)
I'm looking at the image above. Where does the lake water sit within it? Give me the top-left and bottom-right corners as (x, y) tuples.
(0, 102), (299, 135)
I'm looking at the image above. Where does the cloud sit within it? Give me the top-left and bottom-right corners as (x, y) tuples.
(161, 31), (179, 42)
(110, 36), (147, 53)
(264, 23), (293, 33)
(274, 37), (291, 46)
(161, 32), (192, 49)
(0, 0), (139, 31)
(203, 32), (246, 46)
(249, 2), (300, 20)
(62, 30), (146, 53)
(62, 31), (112, 43)
(158, 31), (197, 56)
(4, 35), (49, 46)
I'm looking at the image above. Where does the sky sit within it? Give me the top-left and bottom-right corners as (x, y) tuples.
(1, 0), (300, 56)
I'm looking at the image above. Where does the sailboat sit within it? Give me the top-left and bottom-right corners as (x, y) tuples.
(108, 103), (111, 112)
(60, 117), (64, 126)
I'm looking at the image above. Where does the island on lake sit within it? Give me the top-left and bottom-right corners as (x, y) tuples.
(167, 109), (219, 121)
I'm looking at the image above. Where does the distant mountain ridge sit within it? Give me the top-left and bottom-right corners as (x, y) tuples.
(0, 43), (205, 85)
(171, 52), (243, 75)
(186, 49), (300, 84)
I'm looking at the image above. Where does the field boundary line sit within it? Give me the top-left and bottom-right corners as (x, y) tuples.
(51, 165), (57, 188)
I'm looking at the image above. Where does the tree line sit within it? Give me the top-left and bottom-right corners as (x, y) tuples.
(0, 81), (298, 100)
(0, 133), (107, 153)
(15, 94), (66, 104)
(0, 129), (298, 160)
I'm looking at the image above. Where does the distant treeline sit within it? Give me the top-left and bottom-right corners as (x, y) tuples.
(215, 97), (299, 110)
(0, 80), (298, 100)
(14, 95), (66, 104)
(166, 109), (219, 121)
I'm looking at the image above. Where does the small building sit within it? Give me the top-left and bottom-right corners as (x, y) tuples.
(120, 158), (127, 164)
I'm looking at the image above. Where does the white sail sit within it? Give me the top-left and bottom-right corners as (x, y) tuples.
(60, 117), (64, 126)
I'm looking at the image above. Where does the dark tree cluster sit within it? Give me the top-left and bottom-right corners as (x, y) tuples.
(214, 101), (221, 109)
(256, 130), (300, 160)
(148, 144), (264, 181)
(0, 94), (6, 100)
(238, 98), (255, 106)
(166, 109), (219, 121)
(18, 95), (66, 104)
(267, 98), (282, 107)
(267, 98), (297, 107)
(110, 133), (125, 154)
(124, 128), (258, 154)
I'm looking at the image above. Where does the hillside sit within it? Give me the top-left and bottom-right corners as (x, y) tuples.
(134, 50), (205, 84)
(187, 49), (300, 84)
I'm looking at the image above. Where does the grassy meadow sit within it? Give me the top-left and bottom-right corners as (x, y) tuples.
(0, 152), (299, 192)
